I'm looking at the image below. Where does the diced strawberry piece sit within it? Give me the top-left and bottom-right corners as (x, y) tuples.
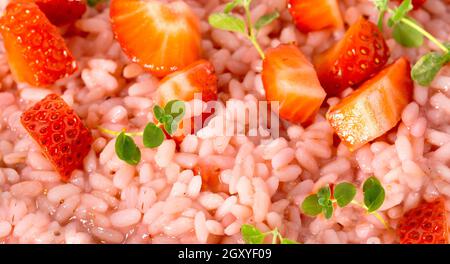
(288, 0), (343, 33)
(21, 94), (93, 181)
(262, 44), (327, 125)
(35, 0), (86, 26)
(326, 57), (413, 151)
(0, 1), (77, 86)
(110, 0), (201, 78)
(313, 17), (390, 96)
(397, 197), (448, 244)
(157, 59), (218, 139)
(193, 159), (228, 193)
(158, 60), (218, 105)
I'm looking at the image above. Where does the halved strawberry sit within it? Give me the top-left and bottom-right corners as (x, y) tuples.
(287, 0), (343, 33)
(157, 59), (218, 137)
(262, 43), (326, 125)
(110, 0), (201, 78)
(35, 0), (87, 26)
(326, 57), (413, 151)
(397, 197), (448, 244)
(313, 17), (390, 96)
(21, 94), (93, 181)
(0, 1), (77, 86)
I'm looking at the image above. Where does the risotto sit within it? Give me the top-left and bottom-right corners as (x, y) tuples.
(0, 0), (448, 244)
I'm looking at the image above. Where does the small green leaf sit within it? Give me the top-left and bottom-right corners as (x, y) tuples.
(281, 238), (299, 244)
(322, 201), (334, 219)
(115, 132), (141, 165)
(159, 114), (173, 125)
(334, 182), (357, 208)
(163, 115), (176, 135)
(153, 105), (165, 123)
(208, 13), (246, 34)
(163, 100), (185, 135)
(164, 100), (186, 120)
(363, 177), (385, 212)
(143, 123), (165, 148)
(317, 185), (331, 201)
(411, 52), (447, 86)
(301, 194), (322, 216)
(241, 224), (265, 244)
(392, 19), (424, 48)
(388, 0), (413, 27)
(254, 11), (279, 30)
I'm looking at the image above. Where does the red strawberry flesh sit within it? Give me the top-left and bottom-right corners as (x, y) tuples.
(21, 94), (93, 181)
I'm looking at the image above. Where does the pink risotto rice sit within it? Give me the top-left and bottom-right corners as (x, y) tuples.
(0, 0), (449, 244)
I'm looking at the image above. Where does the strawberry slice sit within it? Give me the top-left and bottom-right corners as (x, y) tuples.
(35, 0), (87, 26)
(21, 94), (93, 181)
(0, 1), (77, 86)
(262, 44), (326, 125)
(313, 17), (390, 96)
(110, 0), (201, 78)
(326, 57), (413, 151)
(397, 197), (448, 244)
(157, 59), (218, 137)
(287, 0), (343, 33)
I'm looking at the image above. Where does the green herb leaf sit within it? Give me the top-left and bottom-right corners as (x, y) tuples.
(392, 19), (424, 48)
(115, 132), (141, 165)
(388, 0), (413, 27)
(241, 224), (265, 244)
(281, 238), (299, 244)
(254, 11), (279, 30)
(301, 194), (322, 216)
(158, 114), (172, 124)
(334, 182), (357, 208)
(317, 185), (331, 206)
(411, 52), (447, 86)
(143, 123), (165, 148)
(322, 201), (334, 219)
(363, 177), (385, 212)
(208, 13), (246, 34)
(164, 100), (186, 120)
(163, 100), (185, 135)
(163, 115), (176, 135)
(153, 105), (165, 123)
